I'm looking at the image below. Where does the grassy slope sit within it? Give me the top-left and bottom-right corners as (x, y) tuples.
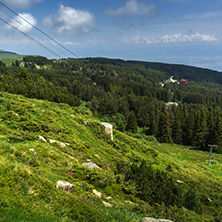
(0, 52), (24, 66)
(0, 92), (221, 221)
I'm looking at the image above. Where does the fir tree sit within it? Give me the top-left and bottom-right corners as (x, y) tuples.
(126, 111), (138, 133)
(157, 108), (173, 143)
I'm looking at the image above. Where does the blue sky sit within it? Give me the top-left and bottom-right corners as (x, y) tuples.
(0, 0), (222, 70)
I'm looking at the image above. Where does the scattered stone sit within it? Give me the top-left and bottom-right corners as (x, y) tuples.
(29, 148), (36, 155)
(70, 115), (74, 117)
(70, 156), (79, 162)
(82, 162), (99, 169)
(208, 197), (212, 202)
(49, 139), (66, 148)
(38, 135), (47, 143)
(140, 218), (174, 222)
(101, 122), (113, 140)
(102, 201), (112, 208)
(166, 102), (178, 107)
(87, 159), (92, 162)
(125, 200), (135, 205)
(56, 181), (73, 192)
(95, 154), (100, 159)
(93, 189), (102, 198)
(105, 195), (112, 200)
(176, 180), (184, 184)
(83, 121), (88, 126)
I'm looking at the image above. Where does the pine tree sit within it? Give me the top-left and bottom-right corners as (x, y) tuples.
(157, 108), (173, 143)
(126, 111), (138, 133)
(172, 112), (182, 144)
(192, 111), (208, 149)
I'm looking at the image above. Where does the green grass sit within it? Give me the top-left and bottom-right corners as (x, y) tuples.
(0, 91), (221, 221)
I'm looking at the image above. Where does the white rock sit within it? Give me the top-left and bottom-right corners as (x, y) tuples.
(82, 162), (99, 169)
(93, 189), (102, 198)
(29, 148), (36, 155)
(105, 196), (112, 200)
(140, 218), (174, 222)
(70, 156), (79, 162)
(101, 122), (113, 140)
(125, 200), (135, 205)
(176, 180), (184, 184)
(102, 201), (112, 207)
(56, 181), (73, 192)
(49, 139), (66, 148)
(38, 135), (47, 143)
(95, 154), (100, 159)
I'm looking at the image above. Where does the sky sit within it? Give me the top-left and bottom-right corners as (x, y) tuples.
(0, 0), (222, 71)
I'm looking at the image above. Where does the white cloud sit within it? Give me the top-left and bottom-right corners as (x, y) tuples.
(120, 32), (217, 44)
(105, 0), (155, 16)
(8, 13), (37, 33)
(159, 33), (217, 43)
(1, 0), (42, 9)
(43, 5), (95, 35)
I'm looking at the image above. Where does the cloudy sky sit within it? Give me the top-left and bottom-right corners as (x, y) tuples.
(0, 0), (222, 70)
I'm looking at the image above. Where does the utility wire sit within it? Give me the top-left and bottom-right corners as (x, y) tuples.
(0, 17), (63, 59)
(0, 7), (69, 58)
(0, 1), (78, 58)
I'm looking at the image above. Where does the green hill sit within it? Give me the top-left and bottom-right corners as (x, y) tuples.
(0, 50), (24, 65)
(0, 91), (221, 222)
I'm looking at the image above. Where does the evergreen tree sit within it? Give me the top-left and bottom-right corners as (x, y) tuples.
(157, 108), (173, 143)
(126, 111), (138, 133)
(172, 112), (182, 144)
(192, 111), (208, 149)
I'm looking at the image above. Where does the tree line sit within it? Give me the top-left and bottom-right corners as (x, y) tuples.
(1, 56), (222, 152)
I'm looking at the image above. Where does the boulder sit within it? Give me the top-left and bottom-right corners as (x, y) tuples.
(56, 181), (73, 192)
(82, 162), (99, 169)
(49, 139), (66, 148)
(29, 148), (37, 155)
(38, 135), (47, 143)
(102, 201), (112, 207)
(140, 218), (173, 222)
(93, 189), (102, 198)
(101, 122), (113, 140)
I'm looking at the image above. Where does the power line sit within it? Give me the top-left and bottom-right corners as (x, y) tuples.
(0, 17), (63, 59)
(0, 1), (78, 58)
(0, 7), (69, 58)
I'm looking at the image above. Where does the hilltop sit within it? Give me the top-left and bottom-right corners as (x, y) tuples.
(0, 50), (24, 64)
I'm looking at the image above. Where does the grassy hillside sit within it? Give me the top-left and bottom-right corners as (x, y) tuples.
(0, 91), (221, 222)
(0, 50), (24, 66)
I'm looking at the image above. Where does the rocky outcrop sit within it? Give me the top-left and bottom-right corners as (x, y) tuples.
(93, 189), (102, 198)
(140, 218), (173, 222)
(38, 135), (47, 143)
(49, 139), (66, 148)
(56, 181), (73, 192)
(82, 162), (99, 169)
(101, 122), (113, 140)
(102, 201), (112, 207)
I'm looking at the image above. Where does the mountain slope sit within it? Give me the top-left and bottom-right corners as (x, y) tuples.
(0, 91), (221, 221)
(0, 50), (23, 61)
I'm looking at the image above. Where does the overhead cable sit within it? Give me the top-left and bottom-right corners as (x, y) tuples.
(0, 17), (63, 59)
(0, 7), (69, 58)
(0, 1), (78, 58)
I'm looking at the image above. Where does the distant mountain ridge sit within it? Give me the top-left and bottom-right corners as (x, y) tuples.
(0, 50), (17, 55)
